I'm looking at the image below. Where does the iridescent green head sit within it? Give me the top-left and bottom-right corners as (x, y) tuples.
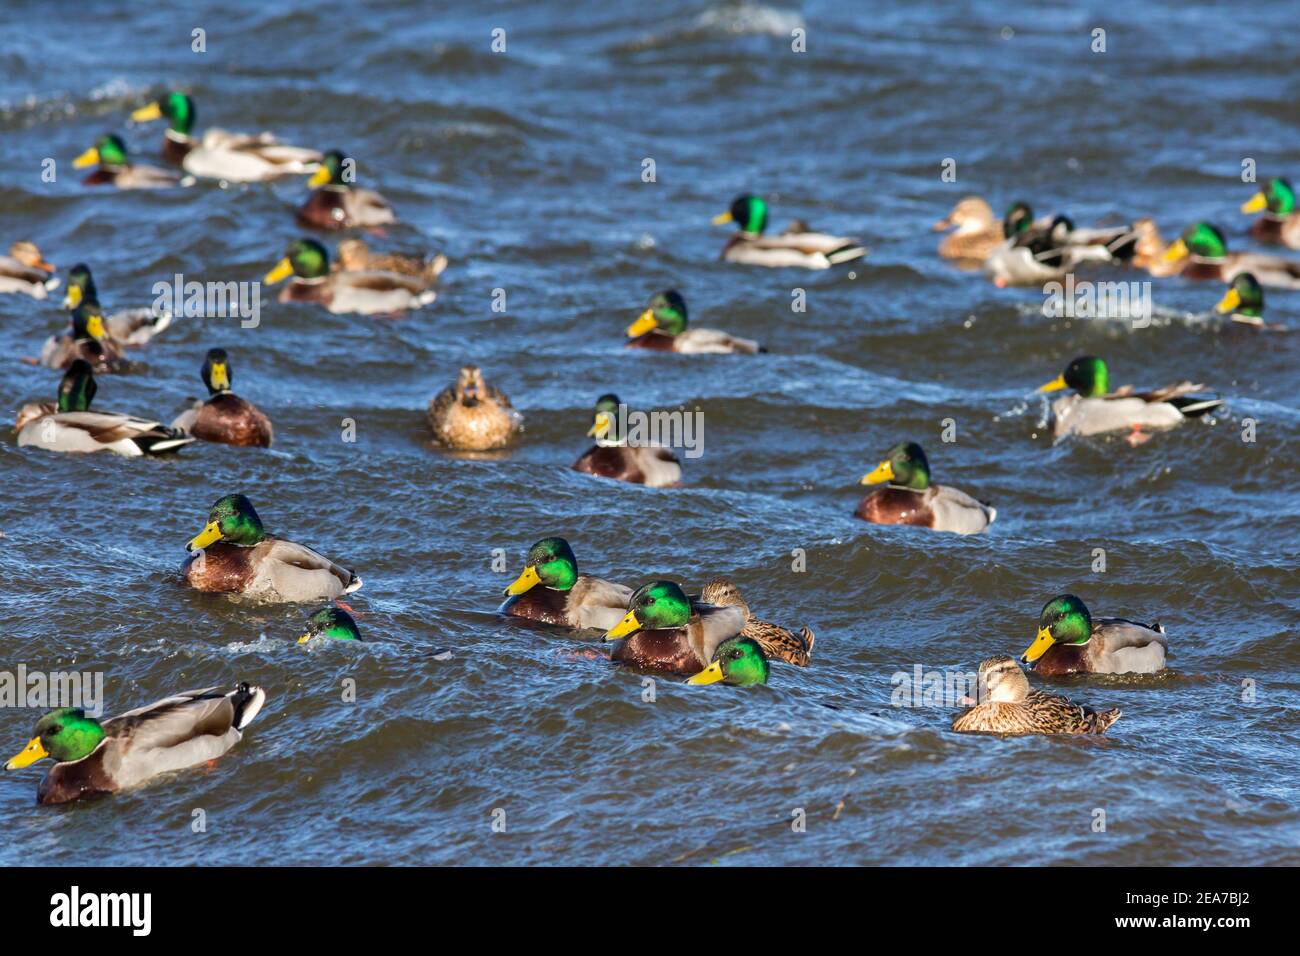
(604, 580), (692, 640)
(505, 537), (580, 595)
(1167, 222), (1228, 262)
(686, 636), (770, 687)
(1003, 201), (1034, 237)
(202, 348), (232, 395)
(57, 359), (96, 413)
(587, 393), (624, 443)
(132, 91), (195, 135)
(71, 302), (107, 342)
(1242, 177), (1295, 217)
(298, 606), (362, 643)
(1039, 356), (1109, 398)
(62, 264), (99, 311)
(716, 194), (768, 235)
(5, 708), (106, 770)
(1217, 273), (1264, 318)
(187, 494), (267, 551)
(626, 290), (687, 338)
(74, 134), (128, 170)
(1021, 594), (1092, 665)
(308, 150), (349, 188)
(265, 238), (329, 284)
(861, 441), (930, 491)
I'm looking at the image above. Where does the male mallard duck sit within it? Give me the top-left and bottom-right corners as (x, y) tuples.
(571, 393), (682, 487)
(855, 442), (995, 535)
(1242, 177), (1300, 249)
(684, 637), (769, 686)
(182, 494), (362, 602)
(1037, 356), (1224, 440)
(1214, 273), (1283, 330)
(427, 364), (522, 451)
(264, 239), (435, 315)
(951, 656), (1120, 735)
(298, 606), (363, 643)
(603, 580), (747, 677)
(934, 196), (1005, 262)
(336, 238), (447, 283)
(171, 348), (273, 447)
(0, 241), (58, 299)
(500, 536), (633, 631)
(625, 290), (762, 354)
(39, 303), (129, 373)
(985, 210), (1133, 287)
(296, 150), (396, 230)
(64, 263), (171, 346)
(1020, 594), (1167, 675)
(16, 359), (194, 457)
(1162, 222), (1300, 288)
(698, 577), (814, 666)
(73, 134), (187, 189)
(4, 684), (266, 805)
(130, 91), (321, 182)
(712, 194), (866, 269)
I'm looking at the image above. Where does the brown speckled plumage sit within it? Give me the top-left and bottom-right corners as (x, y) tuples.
(698, 577), (814, 666)
(952, 656), (1120, 735)
(427, 366), (522, 451)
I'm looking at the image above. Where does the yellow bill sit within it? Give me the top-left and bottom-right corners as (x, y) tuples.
(604, 610), (641, 641)
(1037, 373), (1067, 393)
(861, 460), (893, 485)
(1240, 192), (1268, 214)
(131, 102), (163, 123)
(63, 284), (82, 310)
(296, 633), (313, 645)
(186, 520), (223, 552)
(1162, 238), (1189, 263)
(711, 210), (733, 225)
(5, 737), (48, 770)
(625, 309), (657, 338)
(85, 312), (106, 340)
(586, 412), (611, 439)
(263, 257), (294, 285)
(72, 147), (99, 169)
(505, 564), (541, 596)
(686, 661), (725, 685)
(1020, 626), (1056, 664)
(307, 166), (331, 188)
(1215, 287), (1241, 314)
(209, 362), (230, 391)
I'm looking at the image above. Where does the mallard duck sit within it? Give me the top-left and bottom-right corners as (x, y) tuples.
(1020, 594), (1167, 675)
(4, 684), (266, 805)
(934, 196), (1005, 261)
(698, 577), (814, 666)
(1242, 177), (1300, 249)
(604, 580), (747, 677)
(855, 442), (995, 535)
(130, 91), (321, 182)
(1129, 218), (1184, 277)
(16, 359), (194, 457)
(263, 239), (435, 315)
(63, 263), (171, 346)
(500, 536), (632, 631)
(0, 241), (59, 299)
(684, 637), (769, 686)
(571, 394), (682, 487)
(625, 290), (762, 354)
(182, 494), (362, 602)
(985, 211), (1133, 287)
(951, 657), (1120, 735)
(336, 238), (447, 283)
(1037, 356), (1224, 440)
(1162, 222), (1300, 289)
(712, 194), (866, 269)
(39, 303), (129, 373)
(1214, 273), (1283, 330)
(296, 150), (396, 230)
(298, 606), (362, 643)
(427, 365), (522, 451)
(171, 348), (273, 447)
(73, 134), (187, 189)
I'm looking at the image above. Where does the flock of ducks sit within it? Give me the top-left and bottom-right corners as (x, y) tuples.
(3, 86), (1296, 803)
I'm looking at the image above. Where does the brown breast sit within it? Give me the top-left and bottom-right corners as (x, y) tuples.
(193, 393), (273, 447)
(610, 627), (701, 675)
(625, 332), (677, 351)
(38, 748), (117, 805)
(1180, 261), (1224, 280)
(182, 542), (256, 592)
(502, 587), (574, 627)
(162, 136), (192, 166)
(853, 487), (934, 527)
(572, 446), (644, 483)
(296, 189), (347, 230)
(1031, 641), (1092, 676)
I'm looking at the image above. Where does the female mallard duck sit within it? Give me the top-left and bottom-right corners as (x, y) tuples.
(73, 134), (187, 189)
(1037, 356), (1224, 440)
(4, 684), (266, 805)
(603, 580), (747, 677)
(263, 239), (435, 315)
(684, 637), (769, 686)
(625, 290), (762, 354)
(16, 359), (194, 457)
(1241, 177), (1300, 249)
(934, 196), (1005, 262)
(951, 657), (1120, 735)
(64, 263), (171, 346)
(500, 537), (632, 631)
(1129, 218), (1184, 277)
(296, 150), (396, 230)
(298, 606), (363, 643)
(171, 348), (273, 447)
(427, 364), (522, 451)
(1162, 222), (1300, 289)
(698, 577), (814, 666)
(182, 494), (362, 602)
(571, 394), (682, 487)
(0, 241), (58, 299)
(712, 194), (866, 269)
(855, 442), (995, 535)
(39, 303), (129, 373)
(1020, 594), (1167, 675)
(130, 91), (321, 182)
(1214, 273), (1284, 330)
(336, 238), (448, 283)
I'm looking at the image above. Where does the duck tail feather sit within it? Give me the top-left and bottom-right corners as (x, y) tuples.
(826, 244), (868, 266)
